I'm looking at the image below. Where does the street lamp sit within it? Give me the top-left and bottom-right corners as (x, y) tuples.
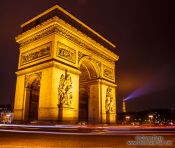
(125, 115), (130, 125)
(148, 114), (153, 124)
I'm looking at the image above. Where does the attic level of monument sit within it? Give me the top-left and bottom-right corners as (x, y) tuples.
(20, 5), (116, 51)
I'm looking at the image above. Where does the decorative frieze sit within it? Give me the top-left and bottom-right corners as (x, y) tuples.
(56, 25), (112, 63)
(57, 42), (76, 63)
(20, 26), (56, 47)
(19, 23), (113, 63)
(103, 65), (114, 80)
(20, 42), (51, 66)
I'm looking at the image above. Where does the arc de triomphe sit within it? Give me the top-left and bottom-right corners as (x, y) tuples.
(14, 5), (119, 124)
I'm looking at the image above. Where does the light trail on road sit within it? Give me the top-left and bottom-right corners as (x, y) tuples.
(0, 124), (79, 128)
(0, 128), (174, 148)
(0, 128), (175, 136)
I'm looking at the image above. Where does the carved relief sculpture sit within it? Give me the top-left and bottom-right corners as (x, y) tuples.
(105, 87), (113, 113)
(103, 65), (113, 80)
(57, 42), (76, 63)
(20, 42), (51, 66)
(58, 70), (73, 106)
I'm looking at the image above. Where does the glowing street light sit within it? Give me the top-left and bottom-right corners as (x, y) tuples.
(148, 114), (153, 124)
(125, 115), (130, 125)
(125, 116), (130, 120)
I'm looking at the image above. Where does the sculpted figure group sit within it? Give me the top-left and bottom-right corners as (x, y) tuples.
(58, 70), (73, 106)
(105, 87), (113, 113)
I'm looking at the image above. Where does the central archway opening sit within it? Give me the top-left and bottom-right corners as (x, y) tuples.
(79, 60), (97, 123)
(79, 88), (88, 122)
(28, 78), (40, 121)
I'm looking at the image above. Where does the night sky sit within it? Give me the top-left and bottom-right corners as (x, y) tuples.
(0, 0), (174, 112)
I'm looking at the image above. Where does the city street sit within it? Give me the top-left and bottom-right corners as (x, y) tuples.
(0, 124), (174, 147)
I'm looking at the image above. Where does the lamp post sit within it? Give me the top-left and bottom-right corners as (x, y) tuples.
(148, 114), (153, 125)
(125, 115), (130, 125)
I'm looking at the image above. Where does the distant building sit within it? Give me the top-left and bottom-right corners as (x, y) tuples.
(117, 109), (175, 125)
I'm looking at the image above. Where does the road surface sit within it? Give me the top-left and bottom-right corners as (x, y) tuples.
(0, 124), (174, 147)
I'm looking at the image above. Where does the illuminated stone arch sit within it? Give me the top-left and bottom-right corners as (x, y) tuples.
(25, 73), (41, 88)
(79, 56), (100, 81)
(78, 56), (101, 123)
(14, 5), (119, 124)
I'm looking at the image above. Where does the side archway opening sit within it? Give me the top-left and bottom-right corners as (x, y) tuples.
(79, 60), (98, 123)
(25, 74), (41, 122)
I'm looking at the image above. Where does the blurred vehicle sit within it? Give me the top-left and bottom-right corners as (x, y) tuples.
(131, 122), (141, 126)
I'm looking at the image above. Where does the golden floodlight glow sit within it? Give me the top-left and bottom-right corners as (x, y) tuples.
(14, 4), (119, 124)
